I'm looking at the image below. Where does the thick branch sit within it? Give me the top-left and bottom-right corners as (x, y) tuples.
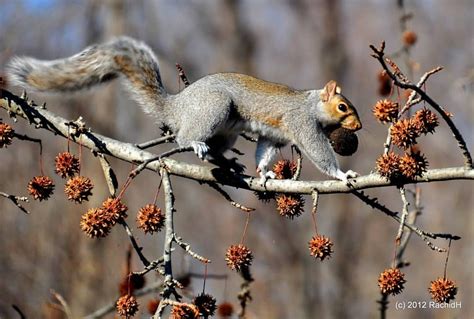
(1, 89), (473, 197)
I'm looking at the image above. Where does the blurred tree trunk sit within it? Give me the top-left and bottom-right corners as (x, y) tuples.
(215, 0), (255, 74)
(318, 2), (360, 319)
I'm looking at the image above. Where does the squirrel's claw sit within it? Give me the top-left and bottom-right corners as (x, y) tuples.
(257, 169), (276, 187)
(335, 169), (359, 186)
(190, 141), (209, 160)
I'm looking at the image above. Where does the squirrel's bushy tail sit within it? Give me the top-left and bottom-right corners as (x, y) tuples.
(6, 36), (166, 114)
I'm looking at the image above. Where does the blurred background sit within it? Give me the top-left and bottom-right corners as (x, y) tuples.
(0, 0), (473, 318)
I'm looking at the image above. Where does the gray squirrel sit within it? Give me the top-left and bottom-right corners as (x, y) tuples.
(6, 36), (362, 182)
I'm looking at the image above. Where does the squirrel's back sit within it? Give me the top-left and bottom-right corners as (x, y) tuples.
(7, 36), (166, 116)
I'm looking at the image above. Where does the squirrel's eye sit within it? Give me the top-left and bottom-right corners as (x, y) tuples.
(338, 104), (348, 112)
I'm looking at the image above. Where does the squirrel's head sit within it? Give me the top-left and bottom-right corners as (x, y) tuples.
(319, 80), (362, 132)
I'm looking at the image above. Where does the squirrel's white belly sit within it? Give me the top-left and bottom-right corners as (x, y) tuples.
(241, 120), (289, 144)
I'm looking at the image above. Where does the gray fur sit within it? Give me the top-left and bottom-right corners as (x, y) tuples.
(6, 37), (357, 181)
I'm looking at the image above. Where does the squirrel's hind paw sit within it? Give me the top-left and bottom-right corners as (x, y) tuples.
(190, 141), (210, 160)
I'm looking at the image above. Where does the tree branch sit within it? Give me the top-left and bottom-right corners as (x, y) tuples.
(1, 89), (472, 197)
(370, 42), (473, 168)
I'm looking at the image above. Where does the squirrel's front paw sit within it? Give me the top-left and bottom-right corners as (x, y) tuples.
(335, 169), (358, 185)
(190, 141), (209, 160)
(345, 170), (359, 179)
(257, 168), (276, 186)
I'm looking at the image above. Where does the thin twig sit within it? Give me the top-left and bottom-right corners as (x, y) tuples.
(291, 145), (303, 180)
(12, 305), (26, 319)
(207, 182), (255, 212)
(97, 154), (118, 197)
(84, 280), (164, 319)
(129, 146), (193, 178)
(155, 167), (180, 318)
(0, 191), (30, 214)
(175, 63), (191, 87)
(352, 190), (455, 252)
(50, 290), (72, 319)
(377, 293), (389, 319)
(118, 220), (150, 267)
(173, 234), (211, 263)
(370, 42), (473, 168)
(133, 257), (164, 276)
(396, 187), (409, 244)
(136, 134), (175, 150)
(188, 272), (228, 280)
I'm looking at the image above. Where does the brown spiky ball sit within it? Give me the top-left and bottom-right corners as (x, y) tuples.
(308, 235), (334, 261)
(428, 277), (457, 303)
(373, 99), (399, 123)
(225, 244), (253, 271)
(0, 122), (15, 148)
(80, 208), (111, 238)
(378, 268), (406, 296)
(101, 197), (128, 226)
(64, 176), (93, 203)
(399, 151), (428, 180)
(116, 294), (139, 318)
(376, 152), (402, 180)
(276, 194), (305, 219)
(193, 293), (217, 318)
(170, 303), (200, 319)
(391, 118), (420, 149)
(254, 190), (276, 202)
(273, 159), (297, 179)
(413, 108), (439, 135)
(27, 175), (55, 201)
(54, 152), (80, 178)
(137, 204), (165, 234)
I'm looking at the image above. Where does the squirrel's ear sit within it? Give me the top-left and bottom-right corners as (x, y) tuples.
(320, 80), (339, 102)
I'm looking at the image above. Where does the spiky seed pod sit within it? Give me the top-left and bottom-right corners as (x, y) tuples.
(399, 151), (428, 180)
(273, 159), (297, 179)
(225, 244), (253, 271)
(376, 152), (402, 180)
(147, 299), (160, 315)
(64, 176), (93, 203)
(377, 70), (392, 96)
(373, 99), (399, 123)
(101, 197), (128, 226)
(80, 208), (111, 238)
(137, 204), (165, 234)
(116, 294), (139, 318)
(378, 268), (406, 296)
(428, 277), (458, 303)
(0, 122), (15, 148)
(328, 127), (359, 156)
(413, 108), (439, 135)
(27, 175), (55, 201)
(170, 303), (200, 319)
(275, 194), (305, 219)
(308, 235), (334, 261)
(193, 293), (217, 318)
(54, 152), (80, 178)
(254, 190), (276, 202)
(402, 30), (418, 46)
(390, 118), (420, 149)
(217, 302), (234, 317)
